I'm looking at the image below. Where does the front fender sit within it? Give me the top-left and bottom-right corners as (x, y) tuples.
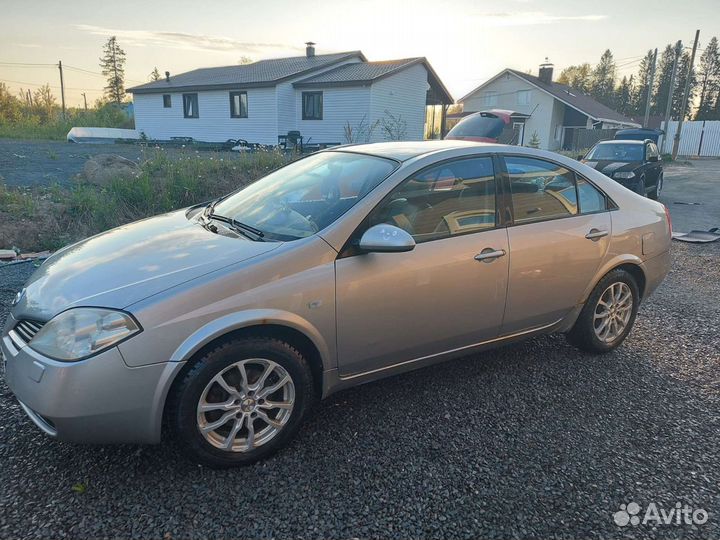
(168, 308), (333, 370)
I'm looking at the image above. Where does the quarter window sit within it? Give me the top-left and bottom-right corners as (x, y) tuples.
(505, 156), (577, 223)
(162, 94), (171, 108)
(230, 91), (248, 118)
(183, 93), (199, 118)
(367, 157), (496, 243)
(302, 92), (323, 120)
(576, 176), (607, 213)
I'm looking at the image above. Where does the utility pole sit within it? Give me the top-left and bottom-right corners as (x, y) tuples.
(661, 45), (680, 154)
(672, 29), (700, 160)
(58, 60), (66, 119)
(81, 92), (88, 111)
(643, 48), (657, 128)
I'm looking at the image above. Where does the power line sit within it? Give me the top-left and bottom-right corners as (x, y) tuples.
(0, 61), (56, 66)
(0, 78), (103, 92)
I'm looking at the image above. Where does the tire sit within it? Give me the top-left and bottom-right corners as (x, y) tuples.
(566, 269), (640, 354)
(169, 336), (316, 468)
(649, 173), (663, 200)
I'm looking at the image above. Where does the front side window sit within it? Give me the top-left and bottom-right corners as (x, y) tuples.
(183, 93), (199, 118)
(302, 91), (323, 120)
(230, 91), (248, 118)
(213, 152), (396, 241)
(367, 157), (496, 243)
(505, 156), (577, 223)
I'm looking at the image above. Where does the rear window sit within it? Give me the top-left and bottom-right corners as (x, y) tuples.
(448, 114), (506, 139)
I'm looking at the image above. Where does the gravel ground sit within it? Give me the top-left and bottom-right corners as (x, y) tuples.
(0, 241), (719, 539)
(0, 139), (233, 187)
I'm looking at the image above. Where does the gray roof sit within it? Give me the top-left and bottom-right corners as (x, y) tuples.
(128, 51), (365, 94)
(294, 57), (453, 103)
(460, 69), (640, 127)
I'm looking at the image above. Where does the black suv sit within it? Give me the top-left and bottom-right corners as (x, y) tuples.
(581, 139), (663, 200)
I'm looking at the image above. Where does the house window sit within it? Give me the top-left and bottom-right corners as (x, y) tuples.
(229, 91), (248, 118)
(517, 90), (531, 105)
(183, 93), (199, 118)
(163, 94), (171, 108)
(302, 91), (323, 120)
(482, 91), (498, 107)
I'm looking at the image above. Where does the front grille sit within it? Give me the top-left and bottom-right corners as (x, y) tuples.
(13, 320), (45, 344)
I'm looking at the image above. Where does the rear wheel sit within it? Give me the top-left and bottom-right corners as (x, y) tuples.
(170, 336), (315, 468)
(566, 269), (640, 353)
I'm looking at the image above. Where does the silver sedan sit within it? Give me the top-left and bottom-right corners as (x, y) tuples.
(1, 141), (671, 467)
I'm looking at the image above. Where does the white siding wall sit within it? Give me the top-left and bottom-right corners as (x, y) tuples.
(368, 63), (429, 142)
(133, 87), (278, 144)
(461, 72), (558, 150)
(276, 57), (364, 136)
(295, 86), (371, 144)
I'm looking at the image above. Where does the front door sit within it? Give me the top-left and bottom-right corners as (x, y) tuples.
(500, 155), (612, 334)
(335, 156), (509, 376)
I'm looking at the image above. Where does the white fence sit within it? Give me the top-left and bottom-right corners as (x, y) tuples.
(660, 120), (720, 157)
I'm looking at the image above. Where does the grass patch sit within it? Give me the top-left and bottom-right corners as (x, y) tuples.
(0, 149), (291, 252)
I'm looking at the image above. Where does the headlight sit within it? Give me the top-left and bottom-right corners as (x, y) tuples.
(613, 171), (636, 179)
(29, 308), (141, 361)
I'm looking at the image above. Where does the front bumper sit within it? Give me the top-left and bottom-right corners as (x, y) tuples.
(1, 314), (179, 444)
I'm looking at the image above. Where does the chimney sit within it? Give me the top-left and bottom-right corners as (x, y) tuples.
(305, 42), (316, 58)
(538, 58), (554, 84)
(165, 71), (170, 83)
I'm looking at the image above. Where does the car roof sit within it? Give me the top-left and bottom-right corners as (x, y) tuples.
(597, 139), (645, 145)
(331, 140), (483, 161)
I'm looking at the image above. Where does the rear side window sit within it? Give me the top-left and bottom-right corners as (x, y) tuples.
(367, 157), (496, 242)
(576, 176), (607, 213)
(504, 156), (577, 223)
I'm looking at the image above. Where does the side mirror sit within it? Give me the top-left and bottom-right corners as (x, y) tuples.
(648, 155), (659, 162)
(359, 224), (416, 253)
(577, 154), (584, 161)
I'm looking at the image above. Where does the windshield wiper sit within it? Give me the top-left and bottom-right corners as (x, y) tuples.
(206, 212), (265, 241)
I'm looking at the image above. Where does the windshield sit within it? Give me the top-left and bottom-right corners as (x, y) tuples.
(212, 152), (397, 241)
(447, 114), (506, 139)
(586, 143), (644, 162)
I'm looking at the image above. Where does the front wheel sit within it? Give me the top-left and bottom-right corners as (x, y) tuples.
(170, 336), (316, 468)
(649, 173), (663, 200)
(566, 269), (640, 353)
(636, 176), (647, 197)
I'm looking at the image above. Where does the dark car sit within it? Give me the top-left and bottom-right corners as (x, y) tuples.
(581, 139), (663, 200)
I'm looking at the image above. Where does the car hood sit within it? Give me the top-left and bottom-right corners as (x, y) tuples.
(14, 210), (281, 320)
(584, 160), (641, 176)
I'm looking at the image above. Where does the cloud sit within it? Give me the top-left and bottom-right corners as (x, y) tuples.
(75, 25), (302, 55)
(477, 11), (607, 26)
(16, 43), (41, 48)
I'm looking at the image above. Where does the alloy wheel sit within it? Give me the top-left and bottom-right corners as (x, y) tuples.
(593, 282), (633, 344)
(196, 358), (295, 452)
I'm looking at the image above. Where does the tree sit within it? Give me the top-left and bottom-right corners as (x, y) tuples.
(590, 49), (617, 107)
(631, 50), (656, 117)
(557, 63), (592, 93)
(672, 50), (697, 119)
(526, 131), (540, 148)
(100, 36), (127, 104)
(33, 84), (56, 111)
(614, 75), (634, 115)
(653, 41), (683, 116)
(238, 56), (253, 65)
(149, 67), (161, 82)
(695, 36), (720, 120)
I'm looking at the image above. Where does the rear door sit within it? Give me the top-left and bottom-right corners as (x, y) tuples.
(500, 155), (612, 334)
(335, 156), (509, 376)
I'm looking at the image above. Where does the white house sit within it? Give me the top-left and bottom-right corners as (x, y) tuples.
(457, 62), (640, 151)
(128, 43), (452, 145)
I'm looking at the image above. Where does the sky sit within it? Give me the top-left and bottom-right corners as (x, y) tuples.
(0, 0), (716, 107)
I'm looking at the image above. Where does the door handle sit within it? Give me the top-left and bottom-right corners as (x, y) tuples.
(474, 248), (506, 262)
(585, 228), (609, 240)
